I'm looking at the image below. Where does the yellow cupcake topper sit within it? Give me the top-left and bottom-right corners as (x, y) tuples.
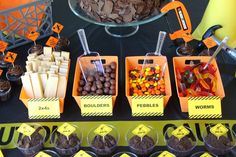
(200, 152), (213, 157)
(94, 124), (112, 137)
(17, 123), (35, 137)
(210, 123), (228, 139)
(74, 150), (92, 157)
(35, 151), (52, 157)
(171, 126), (190, 140)
(0, 150), (4, 157)
(57, 123), (76, 138)
(132, 124), (151, 139)
(120, 153), (131, 157)
(158, 151), (175, 157)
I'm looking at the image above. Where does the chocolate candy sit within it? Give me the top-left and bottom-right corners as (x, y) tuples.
(78, 62), (116, 96)
(129, 65), (166, 96)
(78, 0), (163, 24)
(167, 135), (195, 156)
(204, 133), (232, 155)
(91, 134), (117, 155)
(128, 135), (155, 155)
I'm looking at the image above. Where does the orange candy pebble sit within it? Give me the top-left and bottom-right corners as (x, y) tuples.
(141, 87), (146, 92)
(160, 84), (165, 89)
(149, 81), (154, 85)
(160, 88), (165, 92)
(155, 70), (160, 73)
(156, 90), (161, 95)
(151, 90), (156, 95)
(133, 88), (139, 93)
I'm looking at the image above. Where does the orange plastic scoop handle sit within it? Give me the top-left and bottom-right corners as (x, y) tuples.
(161, 0), (192, 40)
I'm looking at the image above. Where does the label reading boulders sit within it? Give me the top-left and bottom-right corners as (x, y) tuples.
(200, 152), (213, 157)
(80, 96), (113, 116)
(94, 124), (112, 137)
(210, 123), (228, 139)
(57, 123), (76, 138)
(17, 123), (35, 137)
(120, 153), (131, 157)
(188, 96), (222, 119)
(158, 151), (175, 157)
(132, 124), (150, 138)
(132, 96), (164, 116)
(74, 150), (92, 157)
(171, 126), (190, 140)
(35, 151), (52, 157)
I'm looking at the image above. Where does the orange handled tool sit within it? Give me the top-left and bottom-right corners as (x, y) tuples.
(161, 0), (192, 40)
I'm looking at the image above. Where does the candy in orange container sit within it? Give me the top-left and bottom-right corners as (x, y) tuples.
(173, 56), (225, 112)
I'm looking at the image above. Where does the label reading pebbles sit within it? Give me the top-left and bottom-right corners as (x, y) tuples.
(57, 123), (76, 137)
(94, 124), (112, 137)
(35, 151), (52, 157)
(158, 151), (175, 157)
(200, 152), (213, 157)
(17, 123), (35, 137)
(210, 123), (228, 139)
(171, 126), (190, 140)
(132, 124), (150, 138)
(74, 150), (92, 157)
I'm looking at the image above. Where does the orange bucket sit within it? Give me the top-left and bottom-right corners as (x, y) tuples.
(173, 56), (225, 112)
(72, 56), (118, 116)
(125, 56), (172, 113)
(19, 61), (71, 113)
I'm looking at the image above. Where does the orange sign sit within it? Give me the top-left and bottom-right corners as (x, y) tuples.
(0, 69), (3, 76)
(4, 52), (17, 63)
(46, 36), (59, 48)
(0, 41), (8, 52)
(203, 37), (217, 49)
(182, 33), (193, 43)
(52, 22), (64, 34)
(27, 31), (40, 41)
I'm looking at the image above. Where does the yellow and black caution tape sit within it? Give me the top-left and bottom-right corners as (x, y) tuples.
(81, 96), (112, 99)
(188, 96), (220, 101)
(132, 112), (164, 117)
(29, 115), (60, 119)
(81, 112), (112, 117)
(132, 95), (164, 99)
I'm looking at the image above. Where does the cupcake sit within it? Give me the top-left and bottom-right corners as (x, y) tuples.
(0, 79), (11, 101)
(54, 37), (70, 52)
(176, 44), (194, 56)
(203, 124), (236, 155)
(126, 124), (158, 156)
(51, 125), (82, 156)
(164, 126), (197, 157)
(6, 65), (24, 85)
(88, 124), (119, 156)
(14, 124), (46, 157)
(28, 44), (43, 55)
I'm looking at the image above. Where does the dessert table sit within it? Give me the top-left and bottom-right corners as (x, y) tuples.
(0, 0), (236, 156)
